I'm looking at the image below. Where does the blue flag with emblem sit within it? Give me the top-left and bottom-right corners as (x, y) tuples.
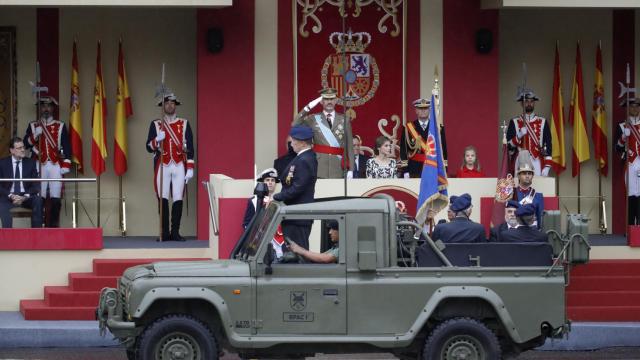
(415, 95), (449, 225)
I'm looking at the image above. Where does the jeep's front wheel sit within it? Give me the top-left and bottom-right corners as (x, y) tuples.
(423, 317), (501, 360)
(136, 314), (218, 360)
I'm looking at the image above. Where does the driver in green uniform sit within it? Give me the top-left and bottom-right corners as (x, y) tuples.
(288, 220), (339, 263)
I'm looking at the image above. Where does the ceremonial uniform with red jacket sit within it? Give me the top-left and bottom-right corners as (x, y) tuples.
(616, 114), (640, 224)
(506, 113), (552, 176)
(146, 109), (195, 241)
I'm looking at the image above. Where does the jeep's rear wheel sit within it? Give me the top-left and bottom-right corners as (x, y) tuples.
(136, 314), (218, 360)
(423, 317), (501, 360)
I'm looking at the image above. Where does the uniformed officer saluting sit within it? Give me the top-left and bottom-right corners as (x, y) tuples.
(146, 93), (194, 241)
(24, 95), (72, 227)
(272, 125), (318, 249)
(293, 88), (353, 179)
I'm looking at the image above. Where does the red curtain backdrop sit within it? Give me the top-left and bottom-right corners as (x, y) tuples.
(281, 1), (419, 153)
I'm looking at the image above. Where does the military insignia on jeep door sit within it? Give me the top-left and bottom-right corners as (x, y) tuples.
(290, 291), (306, 311)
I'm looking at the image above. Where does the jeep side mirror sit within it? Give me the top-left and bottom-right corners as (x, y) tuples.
(264, 242), (274, 275)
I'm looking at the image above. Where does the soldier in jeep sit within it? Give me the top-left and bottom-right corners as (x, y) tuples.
(288, 220), (339, 263)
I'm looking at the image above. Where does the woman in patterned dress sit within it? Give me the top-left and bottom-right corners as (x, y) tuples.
(366, 136), (398, 179)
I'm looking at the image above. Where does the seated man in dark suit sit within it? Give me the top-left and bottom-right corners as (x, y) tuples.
(431, 193), (486, 243)
(489, 200), (520, 242)
(0, 137), (43, 228)
(352, 135), (370, 178)
(500, 204), (548, 243)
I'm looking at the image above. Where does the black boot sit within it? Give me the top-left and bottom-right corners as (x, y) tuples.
(160, 198), (170, 241)
(50, 198), (62, 228)
(170, 200), (185, 241)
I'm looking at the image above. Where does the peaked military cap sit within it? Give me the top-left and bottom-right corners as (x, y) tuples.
(516, 89), (539, 102)
(505, 200), (520, 209)
(256, 168), (280, 183)
(36, 96), (58, 106)
(450, 193), (472, 212)
(515, 204), (536, 218)
(413, 98), (431, 109)
(289, 125), (313, 141)
(157, 93), (181, 106)
(319, 88), (338, 99)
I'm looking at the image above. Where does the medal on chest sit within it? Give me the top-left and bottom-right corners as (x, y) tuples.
(286, 165), (295, 185)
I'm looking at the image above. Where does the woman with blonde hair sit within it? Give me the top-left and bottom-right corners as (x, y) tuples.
(455, 145), (485, 178)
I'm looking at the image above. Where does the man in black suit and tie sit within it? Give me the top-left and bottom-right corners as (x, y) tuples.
(352, 135), (370, 178)
(0, 137), (43, 228)
(273, 125), (318, 249)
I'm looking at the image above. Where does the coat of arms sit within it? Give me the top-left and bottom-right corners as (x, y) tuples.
(321, 31), (380, 110)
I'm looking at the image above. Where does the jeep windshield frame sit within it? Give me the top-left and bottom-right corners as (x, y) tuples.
(236, 202), (278, 260)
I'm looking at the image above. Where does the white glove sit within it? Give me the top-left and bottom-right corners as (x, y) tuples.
(541, 165), (551, 177)
(624, 128), (631, 138)
(304, 96), (323, 112)
(346, 171), (353, 179)
(60, 167), (70, 175)
(155, 130), (166, 142)
(34, 127), (43, 138)
(517, 127), (528, 139)
(185, 168), (194, 184)
(403, 172), (410, 179)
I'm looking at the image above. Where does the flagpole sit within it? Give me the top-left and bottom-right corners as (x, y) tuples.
(119, 176), (124, 237)
(96, 175), (100, 227)
(73, 164), (78, 228)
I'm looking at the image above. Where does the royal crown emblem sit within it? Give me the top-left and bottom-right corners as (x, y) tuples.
(321, 30), (380, 111)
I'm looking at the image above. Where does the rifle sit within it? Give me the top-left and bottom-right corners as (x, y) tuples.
(155, 63), (169, 241)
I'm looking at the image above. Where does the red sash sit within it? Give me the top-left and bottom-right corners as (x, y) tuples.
(313, 144), (350, 169)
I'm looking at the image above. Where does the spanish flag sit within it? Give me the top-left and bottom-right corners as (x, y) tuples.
(114, 40), (133, 176)
(591, 42), (608, 176)
(569, 42), (590, 177)
(549, 42), (566, 175)
(69, 40), (84, 174)
(91, 41), (107, 176)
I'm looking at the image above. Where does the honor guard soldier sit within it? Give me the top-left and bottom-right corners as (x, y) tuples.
(293, 88), (354, 179)
(506, 89), (552, 177)
(146, 93), (194, 241)
(400, 98), (447, 178)
(615, 97), (640, 225)
(513, 150), (544, 229)
(24, 95), (71, 227)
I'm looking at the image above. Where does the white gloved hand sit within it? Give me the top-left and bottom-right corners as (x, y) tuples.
(155, 130), (166, 142)
(304, 96), (323, 112)
(517, 127), (528, 139)
(34, 127), (43, 138)
(403, 172), (410, 179)
(185, 168), (194, 184)
(541, 165), (551, 177)
(346, 171), (353, 179)
(60, 167), (70, 175)
(624, 128), (631, 138)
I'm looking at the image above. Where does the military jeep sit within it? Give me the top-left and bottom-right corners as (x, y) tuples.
(97, 196), (589, 360)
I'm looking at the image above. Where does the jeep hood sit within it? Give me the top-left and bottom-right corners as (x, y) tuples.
(122, 260), (249, 280)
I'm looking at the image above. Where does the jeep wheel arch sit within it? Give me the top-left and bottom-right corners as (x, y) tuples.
(136, 314), (218, 360)
(423, 317), (501, 360)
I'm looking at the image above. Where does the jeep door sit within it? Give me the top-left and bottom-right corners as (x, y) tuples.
(255, 217), (347, 335)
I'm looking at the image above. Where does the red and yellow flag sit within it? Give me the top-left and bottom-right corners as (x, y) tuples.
(114, 40), (133, 176)
(591, 42), (608, 176)
(549, 43), (566, 175)
(91, 41), (107, 176)
(69, 40), (84, 174)
(569, 42), (590, 177)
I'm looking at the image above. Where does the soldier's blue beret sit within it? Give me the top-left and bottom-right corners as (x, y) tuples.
(505, 200), (520, 209)
(449, 195), (458, 205)
(515, 204), (535, 218)
(290, 125), (313, 141)
(450, 193), (472, 212)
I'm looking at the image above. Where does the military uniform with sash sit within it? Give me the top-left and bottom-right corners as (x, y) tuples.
(506, 90), (552, 176)
(146, 94), (194, 241)
(400, 98), (447, 178)
(24, 96), (71, 227)
(293, 88), (353, 179)
(615, 97), (640, 224)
